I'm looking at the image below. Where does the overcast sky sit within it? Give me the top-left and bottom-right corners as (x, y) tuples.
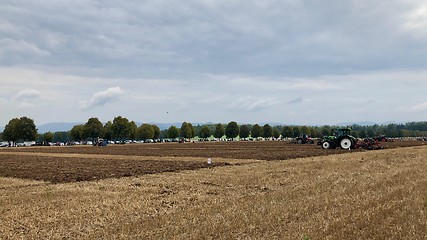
(1, 0), (427, 127)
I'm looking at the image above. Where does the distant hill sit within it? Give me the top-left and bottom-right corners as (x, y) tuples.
(335, 121), (402, 126)
(335, 121), (377, 126)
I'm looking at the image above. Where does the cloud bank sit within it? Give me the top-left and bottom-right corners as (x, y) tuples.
(0, 1), (427, 126)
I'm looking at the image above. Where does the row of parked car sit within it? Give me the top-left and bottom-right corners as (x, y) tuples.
(0, 141), (37, 147)
(0, 137), (288, 148)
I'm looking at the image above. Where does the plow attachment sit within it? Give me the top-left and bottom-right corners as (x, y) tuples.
(355, 138), (383, 150)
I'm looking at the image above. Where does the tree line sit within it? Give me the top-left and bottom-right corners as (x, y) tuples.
(1, 116), (427, 144)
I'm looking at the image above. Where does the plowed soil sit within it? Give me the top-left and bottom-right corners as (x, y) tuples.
(1, 140), (424, 160)
(0, 140), (424, 183)
(0, 154), (228, 184)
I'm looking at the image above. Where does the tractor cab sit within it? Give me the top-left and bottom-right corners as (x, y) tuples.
(333, 128), (352, 137)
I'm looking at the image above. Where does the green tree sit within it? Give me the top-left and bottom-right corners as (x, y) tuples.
(70, 124), (85, 141)
(251, 124), (263, 138)
(53, 131), (63, 142)
(262, 124), (272, 138)
(199, 125), (211, 139)
(3, 117), (38, 143)
(281, 126), (294, 138)
(53, 131), (70, 142)
(3, 118), (21, 143)
(359, 129), (368, 138)
(103, 121), (113, 140)
(160, 129), (168, 139)
(214, 123), (225, 139)
(181, 122), (194, 139)
(138, 124), (154, 140)
(301, 126), (311, 135)
(152, 125), (161, 139)
(293, 126), (301, 137)
(19, 117), (38, 141)
(239, 124), (251, 138)
(321, 125), (332, 136)
(84, 117), (103, 140)
(225, 121), (239, 140)
(43, 131), (54, 142)
(168, 126), (179, 139)
(111, 116), (131, 140)
(385, 124), (397, 137)
(129, 121), (138, 140)
(352, 130), (360, 138)
(188, 123), (195, 138)
(367, 129), (375, 137)
(311, 128), (321, 138)
(399, 129), (409, 137)
(272, 127), (281, 139)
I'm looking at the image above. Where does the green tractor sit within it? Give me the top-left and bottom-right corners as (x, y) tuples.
(319, 127), (356, 150)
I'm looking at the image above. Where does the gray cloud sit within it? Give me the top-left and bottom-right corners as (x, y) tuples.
(13, 89), (41, 102)
(9, 88), (42, 109)
(79, 87), (123, 110)
(410, 102), (427, 113)
(287, 97), (304, 105)
(11, 89), (42, 109)
(2, 0), (427, 77)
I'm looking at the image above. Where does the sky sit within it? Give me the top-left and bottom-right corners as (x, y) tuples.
(1, 0), (427, 127)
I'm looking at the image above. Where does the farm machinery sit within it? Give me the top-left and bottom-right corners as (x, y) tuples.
(295, 133), (315, 144)
(357, 138), (383, 150)
(318, 127), (356, 150)
(93, 138), (107, 146)
(318, 127), (382, 150)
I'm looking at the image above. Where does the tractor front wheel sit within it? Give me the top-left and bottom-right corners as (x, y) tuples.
(340, 138), (352, 150)
(322, 141), (331, 149)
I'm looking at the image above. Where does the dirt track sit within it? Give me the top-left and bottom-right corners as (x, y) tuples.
(0, 140), (424, 183)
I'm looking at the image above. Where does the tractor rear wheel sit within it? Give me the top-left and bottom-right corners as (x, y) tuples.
(340, 138), (352, 150)
(322, 141), (331, 149)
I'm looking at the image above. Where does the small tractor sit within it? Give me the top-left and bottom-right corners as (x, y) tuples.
(295, 133), (315, 144)
(318, 127), (356, 150)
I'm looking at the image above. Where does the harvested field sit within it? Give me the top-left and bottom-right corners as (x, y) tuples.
(0, 142), (426, 239)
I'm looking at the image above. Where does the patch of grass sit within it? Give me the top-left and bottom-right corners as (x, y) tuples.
(302, 234), (312, 240)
